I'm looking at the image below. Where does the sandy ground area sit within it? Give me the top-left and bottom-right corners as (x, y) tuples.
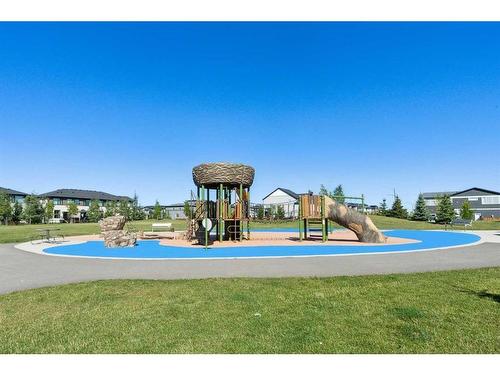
(158, 230), (418, 248)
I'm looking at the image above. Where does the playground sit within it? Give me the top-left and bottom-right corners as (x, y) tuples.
(12, 162), (486, 260)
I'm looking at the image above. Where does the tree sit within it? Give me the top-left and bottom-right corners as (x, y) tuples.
(118, 200), (131, 220)
(130, 193), (145, 220)
(153, 200), (162, 220)
(87, 199), (102, 223)
(319, 184), (329, 196)
(67, 201), (79, 223)
(257, 205), (264, 220)
(319, 184), (346, 204)
(460, 200), (474, 220)
(44, 199), (54, 223)
(412, 194), (430, 221)
(378, 198), (388, 216)
(276, 205), (285, 220)
(183, 201), (191, 218)
(104, 201), (116, 217)
(435, 194), (455, 224)
(388, 195), (408, 219)
(23, 195), (44, 224)
(12, 201), (23, 224)
(333, 184), (345, 204)
(0, 193), (12, 225)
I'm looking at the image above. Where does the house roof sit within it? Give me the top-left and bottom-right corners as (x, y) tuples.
(422, 187), (500, 199)
(451, 187), (500, 196)
(262, 187), (300, 201)
(0, 187), (28, 196)
(39, 189), (132, 201)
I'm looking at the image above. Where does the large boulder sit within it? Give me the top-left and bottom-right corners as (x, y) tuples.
(102, 230), (137, 248)
(99, 215), (136, 248)
(99, 215), (126, 231)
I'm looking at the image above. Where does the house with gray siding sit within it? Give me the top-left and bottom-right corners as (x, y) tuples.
(39, 189), (132, 222)
(423, 187), (500, 220)
(0, 187), (28, 204)
(143, 200), (197, 220)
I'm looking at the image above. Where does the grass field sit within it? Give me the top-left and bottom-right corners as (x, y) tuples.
(0, 268), (498, 353)
(0, 216), (499, 244)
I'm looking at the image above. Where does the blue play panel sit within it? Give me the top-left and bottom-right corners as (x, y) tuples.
(42, 230), (481, 259)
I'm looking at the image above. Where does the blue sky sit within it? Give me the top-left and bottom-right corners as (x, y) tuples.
(1, 22), (499, 208)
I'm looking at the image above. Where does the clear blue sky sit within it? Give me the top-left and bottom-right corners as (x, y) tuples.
(1, 22), (499, 208)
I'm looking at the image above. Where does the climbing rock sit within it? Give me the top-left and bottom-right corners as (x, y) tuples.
(99, 215), (137, 248)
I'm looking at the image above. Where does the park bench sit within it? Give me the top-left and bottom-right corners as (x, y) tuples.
(48, 218), (65, 224)
(151, 222), (172, 232)
(451, 218), (473, 230)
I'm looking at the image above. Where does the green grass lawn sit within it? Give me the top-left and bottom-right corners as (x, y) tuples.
(0, 216), (499, 244)
(0, 268), (498, 353)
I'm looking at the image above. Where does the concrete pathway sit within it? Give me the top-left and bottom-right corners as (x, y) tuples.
(1, 233), (500, 295)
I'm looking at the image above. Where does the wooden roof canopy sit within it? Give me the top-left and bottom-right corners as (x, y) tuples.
(192, 162), (255, 189)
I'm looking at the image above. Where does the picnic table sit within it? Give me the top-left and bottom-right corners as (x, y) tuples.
(33, 228), (64, 243)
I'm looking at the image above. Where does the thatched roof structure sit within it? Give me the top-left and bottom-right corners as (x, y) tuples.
(192, 162), (255, 189)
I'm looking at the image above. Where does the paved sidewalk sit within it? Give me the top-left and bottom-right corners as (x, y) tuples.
(1, 240), (499, 295)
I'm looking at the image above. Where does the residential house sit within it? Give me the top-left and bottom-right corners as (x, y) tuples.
(39, 189), (132, 222)
(262, 188), (303, 218)
(422, 187), (500, 220)
(0, 187), (28, 204)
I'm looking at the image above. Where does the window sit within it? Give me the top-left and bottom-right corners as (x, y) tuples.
(482, 196), (500, 205)
(53, 198), (61, 205)
(425, 199), (436, 206)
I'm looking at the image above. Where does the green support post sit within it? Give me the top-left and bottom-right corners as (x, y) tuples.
(201, 185), (207, 249)
(247, 187), (250, 240)
(298, 196), (303, 241)
(304, 218), (308, 240)
(221, 184), (224, 242)
(361, 194), (365, 214)
(239, 183), (243, 242)
(321, 195), (326, 242)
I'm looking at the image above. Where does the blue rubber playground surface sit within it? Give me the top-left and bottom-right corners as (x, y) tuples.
(43, 230), (481, 259)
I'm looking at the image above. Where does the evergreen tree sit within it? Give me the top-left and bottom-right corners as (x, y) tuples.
(276, 205), (285, 220)
(379, 198), (388, 216)
(333, 184), (345, 204)
(118, 200), (131, 220)
(153, 200), (162, 220)
(12, 201), (23, 224)
(44, 199), (54, 223)
(460, 200), (474, 220)
(183, 201), (191, 218)
(67, 201), (79, 223)
(319, 184), (329, 196)
(319, 184), (345, 203)
(389, 195), (408, 219)
(412, 194), (430, 221)
(104, 201), (116, 217)
(87, 199), (102, 223)
(257, 205), (264, 220)
(130, 193), (145, 220)
(435, 194), (455, 224)
(0, 193), (12, 225)
(23, 195), (44, 224)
